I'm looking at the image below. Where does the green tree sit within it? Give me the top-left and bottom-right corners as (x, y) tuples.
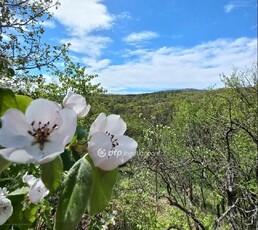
(0, 0), (104, 107)
(0, 0), (64, 76)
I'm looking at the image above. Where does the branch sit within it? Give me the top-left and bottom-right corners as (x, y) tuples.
(232, 120), (258, 145)
(158, 195), (206, 230)
(211, 198), (239, 230)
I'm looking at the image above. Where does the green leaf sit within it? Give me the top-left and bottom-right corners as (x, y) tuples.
(7, 187), (29, 225)
(61, 149), (77, 171)
(8, 187), (29, 197)
(6, 202), (24, 227)
(76, 125), (87, 140)
(23, 204), (38, 223)
(16, 95), (33, 113)
(86, 156), (118, 216)
(0, 88), (18, 115)
(40, 156), (63, 192)
(54, 157), (93, 230)
(0, 156), (11, 174)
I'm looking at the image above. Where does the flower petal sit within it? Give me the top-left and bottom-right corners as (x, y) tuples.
(38, 152), (63, 164)
(28, 179), (49, 203)
(22, 172), (37, 187)
(0, 109), (32, 148)
(89, 113), (107, 137)
(32, 108), (77, 164)
(0, 188), (7, 197)
(88, 132), (113, 167)
(114, 135), (138, 162)
(105, 114), (126, 136)
(0, 148), (34, 164)
(52, 108), (77, 146)
(63, 91), (90, 118)
(0, 197), (13, 225)
(25, 99), (62, 126)
(62, 91), (73, 105)
(23, 139), (64, 164)
(77, 104), (91, 118)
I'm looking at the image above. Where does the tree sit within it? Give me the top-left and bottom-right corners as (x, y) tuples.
(0, 0), (65, 76)
(0, 0), (104, 104)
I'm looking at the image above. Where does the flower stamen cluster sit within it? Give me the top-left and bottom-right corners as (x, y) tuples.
(28, 121), (59, 150)
(105, 131), (119, 149)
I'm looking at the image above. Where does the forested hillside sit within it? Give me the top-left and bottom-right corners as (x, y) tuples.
(89, 72), (258, 229)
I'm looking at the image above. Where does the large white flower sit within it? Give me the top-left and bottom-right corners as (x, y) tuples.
(88, 113), (137, 171)
(63, 91), (90, 118)
(0, 187), (13, 225)
(0, 98), (77, 164)
(22, 172), (49, 204)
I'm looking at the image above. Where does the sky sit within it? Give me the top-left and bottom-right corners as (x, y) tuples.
(43, 0), (257, 94)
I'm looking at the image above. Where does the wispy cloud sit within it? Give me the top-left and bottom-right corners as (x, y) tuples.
(123, 31), (159, 45)
(82, 58), (111, 71)
(61, 35), (112, 57)
(224, 1), (254, 13)
(224, 4), (235, 13)
(40, 20), (56, 28)
(114, 11), (132, 20)
(88, 37), (257, 93)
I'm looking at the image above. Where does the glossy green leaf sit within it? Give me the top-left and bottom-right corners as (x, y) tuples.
(54, 157), (93, 230)
(86, 156), (118, 216)
(16, 95), (33, 113)
(0, 88), (18, 116)
(23, 204), (38, 223)
(40, 156), (63, 192)
(0, 156), (11, 174)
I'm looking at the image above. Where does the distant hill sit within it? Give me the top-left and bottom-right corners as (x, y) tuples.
(90, 88), (210, 138)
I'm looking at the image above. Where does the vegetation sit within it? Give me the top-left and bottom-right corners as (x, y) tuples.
(0, 0), (257, 229)
(91, 66), (257, 229)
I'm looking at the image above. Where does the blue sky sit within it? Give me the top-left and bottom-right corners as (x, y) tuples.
(43, 0), (257, 94)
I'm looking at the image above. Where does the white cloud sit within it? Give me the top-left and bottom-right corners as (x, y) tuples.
(52, 0), (113, 35)
(51, 0), (113, 58)
(40, 20), (56, 28)
(114, 11), (132, 20)
(82, 58), (111, 71)
(224, 1), (253, 13)
(1, 34), (11, 41)
(61, 35), (112, 57)
(124, 31), (159, 45)
(88, 37), (257, 93)
(224, 4), (235, 13)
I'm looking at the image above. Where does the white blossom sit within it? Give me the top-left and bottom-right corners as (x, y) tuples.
(63, 91), (90, 118)
(0, 98), (77, 164)
(88, 113), (137, 170)
(101, 225), (108, 230)
(22, 172), (49, 204)
(0, 187), (13, 225)
(112, 210), (118, 215)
